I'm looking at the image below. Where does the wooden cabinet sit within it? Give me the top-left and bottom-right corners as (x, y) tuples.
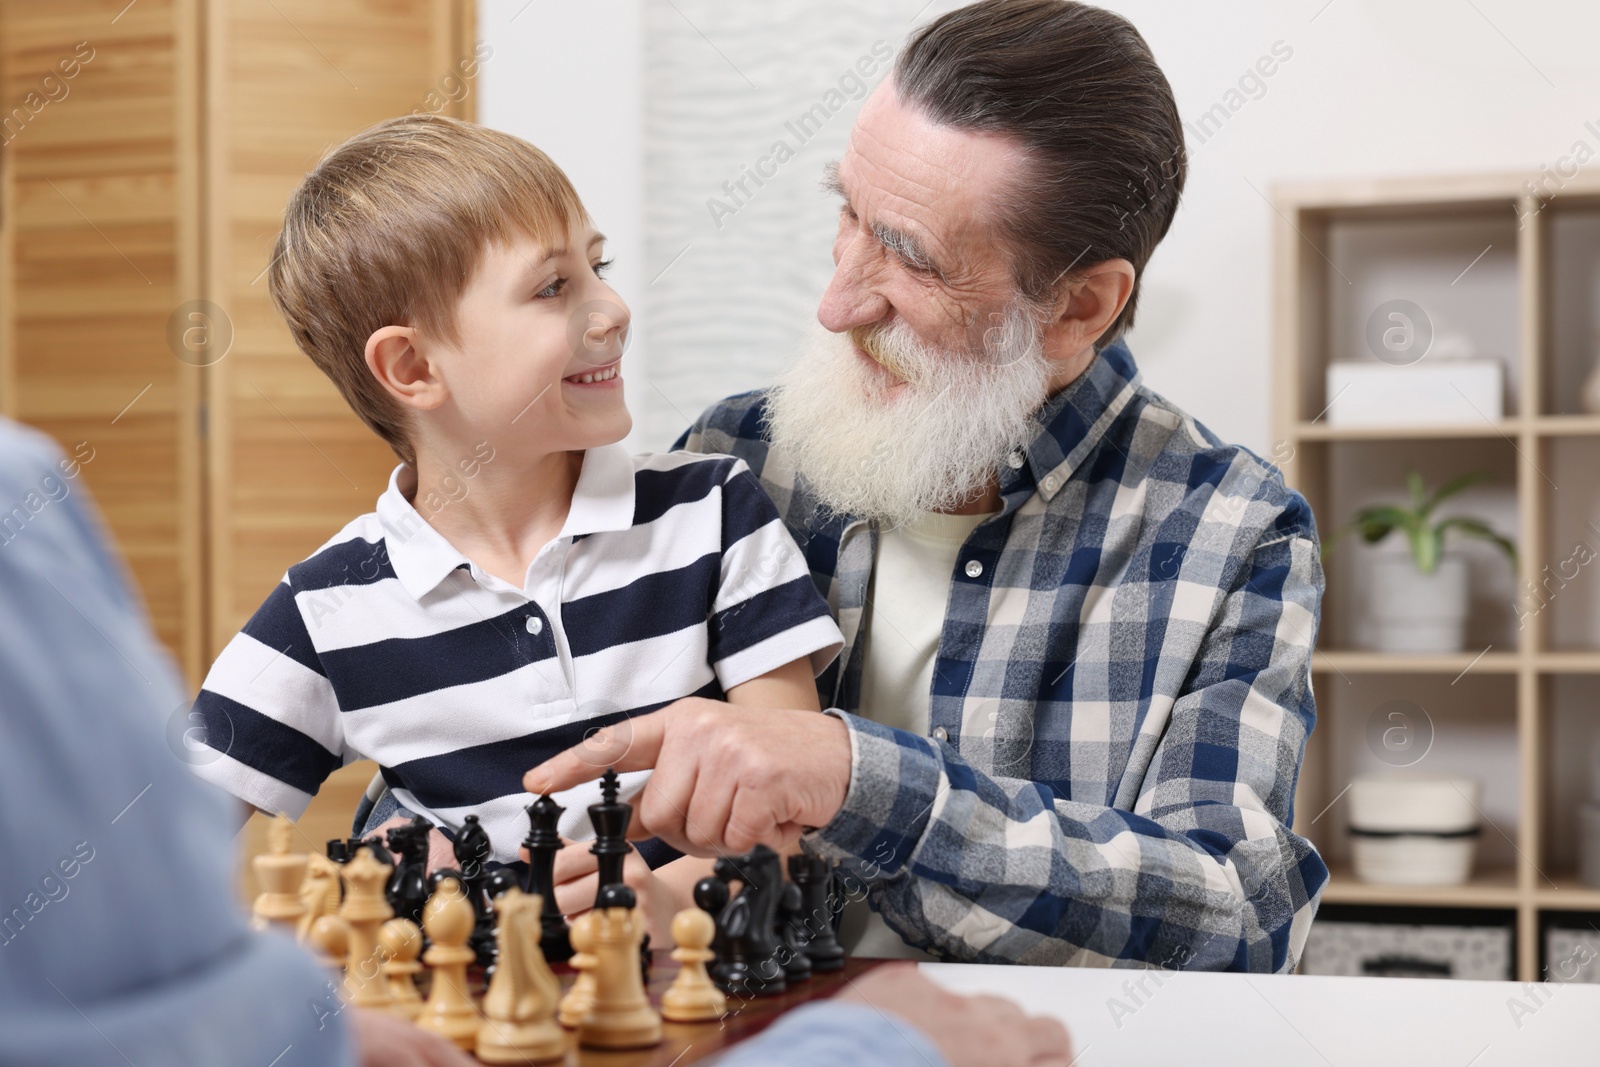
(1, 0), (477, 685)
(2, 0), (477, 894)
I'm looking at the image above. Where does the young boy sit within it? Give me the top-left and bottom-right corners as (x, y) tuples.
(189, 115), (841, 933)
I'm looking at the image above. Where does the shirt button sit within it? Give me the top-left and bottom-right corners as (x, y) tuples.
(964, 559), (983, 579)
(1005, 449), (1025, 469)
(1042, 474), (1060, 493)
(525, 616), (544, 635)
(932, 726), (949, 742)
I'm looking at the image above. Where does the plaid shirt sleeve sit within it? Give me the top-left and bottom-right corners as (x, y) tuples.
(809, 518), (1324, 973)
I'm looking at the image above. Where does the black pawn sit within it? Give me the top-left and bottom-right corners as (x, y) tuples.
(588, 768), (633, 908)
(776, 881), (812, 983)
(522, 794), (572, 963)
(694, 875), (730, 970)
(788, 854), (845, 973)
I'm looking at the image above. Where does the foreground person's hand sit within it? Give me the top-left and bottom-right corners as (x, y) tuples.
(524, 698), (854, 855)
(351, 1008), (479, 1067)
(834, 965), (1075, 1067)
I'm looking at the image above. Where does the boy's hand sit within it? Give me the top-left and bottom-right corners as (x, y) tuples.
(521, 836), (684, 945)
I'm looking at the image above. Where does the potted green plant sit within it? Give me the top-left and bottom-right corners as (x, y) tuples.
(1327, 471), (1517, 653)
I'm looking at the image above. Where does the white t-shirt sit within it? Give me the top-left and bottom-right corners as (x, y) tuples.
(841, 508), (994, 960)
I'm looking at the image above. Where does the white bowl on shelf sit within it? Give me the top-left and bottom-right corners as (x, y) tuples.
(1348, 775), (1480, 886)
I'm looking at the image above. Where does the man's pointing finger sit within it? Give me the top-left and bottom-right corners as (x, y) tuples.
(522, 709), (668, 795)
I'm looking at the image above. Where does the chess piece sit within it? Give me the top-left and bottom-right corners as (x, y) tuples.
(693, 875), (730, 970)
(384, 815), (433, 925)
(578, 884), (662, 1050)
(661, 907), (727, 1023)
(354, 834), (396, 871)
(418, 874), (484, 1049)
(523, 794), (573, 963)
(588, 768), (632, 906)
(338, 847), (398, 1011)
(485, 866), (522, 900)
(378, 918), (424, 1020)
(298, 850), (343, 942)
(788, 854), (845, 973)
(475, 888), (565, 1064)
(252, 814), (308, 933)
(306, 913), (349, 971)
(557, 911), (600, 1029)
(454, 814), (497, 968)
(712, 846), (785, 997)
(776, 881), (813, 984)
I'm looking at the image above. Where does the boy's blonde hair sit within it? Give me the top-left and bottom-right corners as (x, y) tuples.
(268, 114), (586, 467)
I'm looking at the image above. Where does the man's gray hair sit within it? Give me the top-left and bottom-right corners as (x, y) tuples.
(894, 0), (1186, 350)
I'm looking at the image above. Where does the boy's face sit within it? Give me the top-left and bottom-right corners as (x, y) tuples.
(426, 225), (631, 456)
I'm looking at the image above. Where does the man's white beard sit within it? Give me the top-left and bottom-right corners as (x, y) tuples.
(765, 305), (1052, 528)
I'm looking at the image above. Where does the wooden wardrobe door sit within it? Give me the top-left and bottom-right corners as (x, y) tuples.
(0, 0), (205, 682)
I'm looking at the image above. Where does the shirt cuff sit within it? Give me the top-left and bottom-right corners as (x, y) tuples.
(809, 710), (942, 877)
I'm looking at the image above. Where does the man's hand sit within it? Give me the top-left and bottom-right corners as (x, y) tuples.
(834, 965), (1074, 1067)
(523, 698), (853, 855)
(351, 1008), (479, 1066)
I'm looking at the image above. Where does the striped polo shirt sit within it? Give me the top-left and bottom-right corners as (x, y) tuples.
(189, 444), (842, 864)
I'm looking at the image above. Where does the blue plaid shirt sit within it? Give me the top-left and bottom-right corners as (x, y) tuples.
(674, 339), (1328, 973)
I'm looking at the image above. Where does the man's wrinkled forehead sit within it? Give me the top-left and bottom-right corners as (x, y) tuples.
(834, 82), (1028, 283)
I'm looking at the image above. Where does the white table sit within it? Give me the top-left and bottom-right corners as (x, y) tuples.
(920, 963), (1595, 1065)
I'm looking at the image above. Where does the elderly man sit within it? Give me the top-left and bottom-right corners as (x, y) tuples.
(533, 0), (1326, 974)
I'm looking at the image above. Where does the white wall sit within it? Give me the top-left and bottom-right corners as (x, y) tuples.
(482, 0), (1600, 455)
(478, 0), (651, 452)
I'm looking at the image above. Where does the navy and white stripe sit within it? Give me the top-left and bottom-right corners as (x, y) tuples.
(675, 338), (1329, 974)
(191, 444), (842, 863)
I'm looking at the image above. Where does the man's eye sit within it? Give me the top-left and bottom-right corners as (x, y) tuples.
(535, 277), (567, 299)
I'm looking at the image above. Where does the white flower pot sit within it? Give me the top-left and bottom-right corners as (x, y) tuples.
(1364, 554), (1469, 654)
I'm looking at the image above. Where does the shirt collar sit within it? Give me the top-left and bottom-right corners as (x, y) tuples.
(376, 443), (638, 601)
(1003, 338), (1142, 508)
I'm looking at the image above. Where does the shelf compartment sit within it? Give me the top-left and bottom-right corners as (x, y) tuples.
(1313, 650), (1519, 674)
(1320, 863), (1519, 908)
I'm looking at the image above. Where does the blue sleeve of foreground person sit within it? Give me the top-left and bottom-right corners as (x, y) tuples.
(0, 420), (354, 1067)
(718, 1002), (949, 1067)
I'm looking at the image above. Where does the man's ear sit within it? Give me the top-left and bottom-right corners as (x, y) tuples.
(365, 325), (446, 411)
(1039, 257), (1136, 364)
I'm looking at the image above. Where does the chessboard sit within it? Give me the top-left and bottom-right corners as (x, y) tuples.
(249, 768), (875, 1065)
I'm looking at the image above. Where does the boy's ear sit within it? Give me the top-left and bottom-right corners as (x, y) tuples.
(365, 325), (446, 411)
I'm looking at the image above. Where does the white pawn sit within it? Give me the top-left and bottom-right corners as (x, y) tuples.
(661, 907), (726, 1023)
(418, 877), (484, 1049)
(557, 911), (600, 1029)
(378, 918), (424, 1020)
